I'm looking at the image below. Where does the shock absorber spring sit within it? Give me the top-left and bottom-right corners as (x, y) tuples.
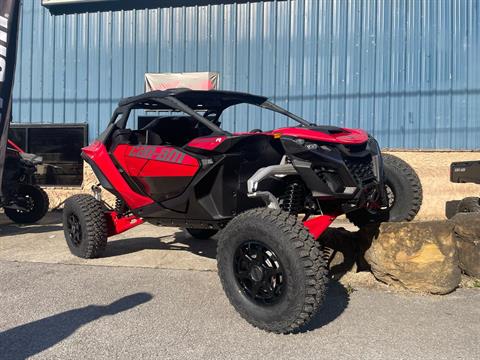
(279, 182), (305, 214)
(115, 197), (127, 214)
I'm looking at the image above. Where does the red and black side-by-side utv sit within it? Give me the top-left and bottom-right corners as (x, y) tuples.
(0, 139), (49, 223)
(62, 89), (422, 333)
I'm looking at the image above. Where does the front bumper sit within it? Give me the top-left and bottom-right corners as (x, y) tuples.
(281, 136), (387, 212)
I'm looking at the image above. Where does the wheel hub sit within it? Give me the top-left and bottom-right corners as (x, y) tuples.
(13, 194), (34, 213)
(233, 241), (285, 305)
(249, 265), (264, 282)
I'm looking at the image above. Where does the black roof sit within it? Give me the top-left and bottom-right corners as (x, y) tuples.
(118, 89), (269, 111)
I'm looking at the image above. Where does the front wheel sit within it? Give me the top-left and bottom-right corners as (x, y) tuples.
(4, 184), (49, 224)
(347, 154), (423, 227)
(217, 208), (327, 333)
(62, 194), (107, 259)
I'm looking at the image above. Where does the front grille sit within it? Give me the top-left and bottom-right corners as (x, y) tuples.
(344, 156), (376, 185)
(343, 142), (368, 153)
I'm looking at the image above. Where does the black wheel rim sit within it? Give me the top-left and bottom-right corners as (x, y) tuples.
(14, 194), (34, 214)
(67, 214), (82, 247)
(233, 241), (285, 305)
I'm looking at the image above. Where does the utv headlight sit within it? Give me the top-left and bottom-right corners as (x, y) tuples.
(294, 138), (318, 150)
(304, 142), (318, 150)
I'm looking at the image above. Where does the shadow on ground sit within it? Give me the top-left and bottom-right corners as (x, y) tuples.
(103, 230), (217, 260)
(0, 292), (153, 360)
(0, 212), (63, 236)
(299, 280), (350, 333)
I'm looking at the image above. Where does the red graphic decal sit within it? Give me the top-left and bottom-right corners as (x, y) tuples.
(187, 136), (227, 150)
(129, 145), (187, 164)
(113, 145), (199, 178)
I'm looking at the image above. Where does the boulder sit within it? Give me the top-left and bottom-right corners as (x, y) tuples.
(450, 213), (480, 278)
(364, 221), (461, 294)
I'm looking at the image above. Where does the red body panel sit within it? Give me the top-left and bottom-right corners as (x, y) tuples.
(187, 136), (228, 150)
(113, 144), (199, 177)
(272, 127), (368, 144)
(113, 145), (149, 177)
(82, 141), (154, 210)
(139, 160), (198, 177)
(303, 215), (337, 239)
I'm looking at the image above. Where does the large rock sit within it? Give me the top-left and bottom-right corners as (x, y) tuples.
(450, 213), (480, 278)
(364, 221), (461, 294)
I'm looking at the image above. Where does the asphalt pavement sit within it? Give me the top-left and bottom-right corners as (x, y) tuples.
(0, 213), (479, 359)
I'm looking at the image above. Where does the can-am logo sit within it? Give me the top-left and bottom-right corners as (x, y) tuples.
(128, 145), (186, 164)
(0, 14), (8, 84)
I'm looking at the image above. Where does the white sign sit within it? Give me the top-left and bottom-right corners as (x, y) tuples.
(145, 72), (219, 92)
(42, 0), (116, 6)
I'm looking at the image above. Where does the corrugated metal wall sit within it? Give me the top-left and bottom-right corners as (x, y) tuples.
(12, 0), (480, 149)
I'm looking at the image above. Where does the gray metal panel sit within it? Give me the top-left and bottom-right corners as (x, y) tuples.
(12, 0), (480, 149)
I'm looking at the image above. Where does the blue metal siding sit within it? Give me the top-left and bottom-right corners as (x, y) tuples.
(12, 0), (480, 149)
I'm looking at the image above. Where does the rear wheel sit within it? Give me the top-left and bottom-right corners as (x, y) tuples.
(347, 154), (422, 227)
(457, 197), (480, 213)
(217, 208), (327, 333)
(186, 228), (218, 239)
(63, 194), (107, 259)
(4, 184), (49, 224)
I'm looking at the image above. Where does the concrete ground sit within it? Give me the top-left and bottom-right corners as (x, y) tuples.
(0, 213), (479, 360)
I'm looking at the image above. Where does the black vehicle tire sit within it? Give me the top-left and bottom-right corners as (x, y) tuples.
(457, 197), (480, 213)
(217, 208), (327, 333)
(186, 228), (218, 239)
(62, 194), (108, 259)
(4, 184), (49, 224)
(347, 154), (422, 227)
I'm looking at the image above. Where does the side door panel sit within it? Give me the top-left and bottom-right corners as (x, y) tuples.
(112, 145), (200, 202)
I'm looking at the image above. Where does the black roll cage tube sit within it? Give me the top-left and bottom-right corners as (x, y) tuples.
(99, 95), (314, 144)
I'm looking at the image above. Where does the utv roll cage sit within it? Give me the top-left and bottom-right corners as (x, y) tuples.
(98, 89), (313, 143)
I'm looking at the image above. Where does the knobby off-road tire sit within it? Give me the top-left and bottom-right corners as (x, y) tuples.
(4, 184), (49, 224)
(217, 208), (327, 333)
(186, 228), (218, 239)
(63, 194), (107, 259)
(347, 154), (423, 228)
(457, 197), (480, 213)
